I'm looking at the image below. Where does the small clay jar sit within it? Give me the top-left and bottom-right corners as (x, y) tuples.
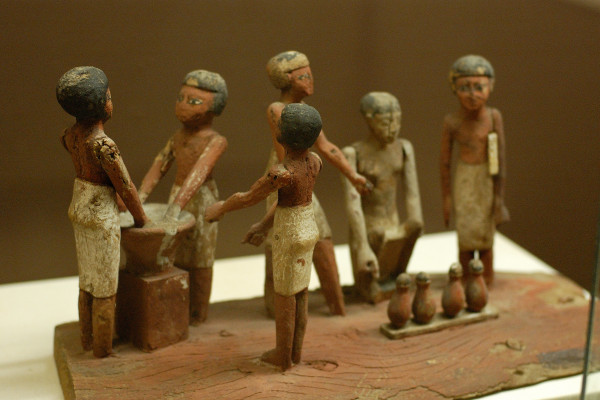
(466, 259), (488, 312)
(412, 272), (436, 324)
(442, 263), (465, 318)
(387, 273), (412, 329)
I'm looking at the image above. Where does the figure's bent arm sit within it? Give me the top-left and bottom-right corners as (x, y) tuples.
(341, 146), (379, 276)
(315, 131), (371, 195)
(138, 137), (175, 203)
(170, 135), (227, 212)
(492, 108), (510, 224)
(440, 117), (453, 227)
(400, 140), (424, 232)
(96, 138), (148, 227)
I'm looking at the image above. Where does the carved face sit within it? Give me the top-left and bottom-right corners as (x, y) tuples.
(367, 110), (401, 144)
(454, 76), (492, 111)
(103, 89), (113, 122)
(287, 66), (314, 97)
(175, 85), (214, 125)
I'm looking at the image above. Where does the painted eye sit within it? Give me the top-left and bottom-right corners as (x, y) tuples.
(188, 98), (203, 105)
(177, 94), (184, 102)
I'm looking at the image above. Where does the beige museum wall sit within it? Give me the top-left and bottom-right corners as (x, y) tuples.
(1, 0), (598, 289)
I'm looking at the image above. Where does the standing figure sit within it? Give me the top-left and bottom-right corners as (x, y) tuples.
(138, 70), (228, 325)
(206, 103), (322, 371)
(342, 92), (423, 303)
(440, 55), (510, 286)
(258, 51), (371, 317)
(57, 66), (149, 357)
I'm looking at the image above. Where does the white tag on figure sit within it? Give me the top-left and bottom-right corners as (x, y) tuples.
(488, 132), (499, 176)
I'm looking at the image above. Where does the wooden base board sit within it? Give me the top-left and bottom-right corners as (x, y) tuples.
(55, 273), (591, 399)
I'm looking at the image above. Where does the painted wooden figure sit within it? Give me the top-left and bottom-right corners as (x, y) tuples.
(441, 263), (465, 318)
(412, 272), (436, 324)
(206, 103), (323, 371)
(387, 273), (412, 329)
(466, 259), (489, 312)
(253, 51), (373, 317)
(57, 66), (150, 357)
(138, 70), (228, 325)
(342, 92), (423, 303)
(441, 55), (510, 286)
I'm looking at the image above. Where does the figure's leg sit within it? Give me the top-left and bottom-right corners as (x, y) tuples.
(394, 221), (423, 276)
(78, 289), (93, 351)
(261, 292), (295, 371)
(292, 288), (309, 364)
(459, 250), (475, 284)
(264, 244), (275, 318)
(189, 268), (212, 325)
(479, 248), (494, 286)
(92, 295), (116, 358)
(185, 184), (219, 325)
(313, 238), (345, 316)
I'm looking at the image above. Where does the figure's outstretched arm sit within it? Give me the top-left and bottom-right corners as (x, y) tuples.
(341, 146), (379, 279)
(138, 137), (175, 203)
(96, 138), (149, 227)
(315, 132), (372, 195)
(166, 135), (228, 219)
(492, 108), (510, 225)
(440, 117), (453, 227)
(205, 165), (291, 222)
(400, 140), (424, 234)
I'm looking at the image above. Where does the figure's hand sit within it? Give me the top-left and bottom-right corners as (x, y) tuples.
(443, 195), (452, 227)
(494, 197), (510, 226)
(357, 247), (379, 280)
(242, 221), (269, 247)
(205, 201), (225, 222)
(351, 173), (373, 196)
(163, 203), (181, 222)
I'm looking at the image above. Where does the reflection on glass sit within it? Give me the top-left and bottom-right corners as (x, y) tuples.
(582, 211), (600, 399)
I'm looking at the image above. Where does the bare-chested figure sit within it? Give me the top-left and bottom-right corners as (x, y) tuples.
(206, 103), (322, 371)
(342, 92), (423, 303)
(441, 55), (510, 285)
(57, 66), (149, 357)
(138, 70), (228, 324)
(257, 51), (372, 317)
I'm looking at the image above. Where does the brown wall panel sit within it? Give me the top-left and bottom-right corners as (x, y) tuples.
(1, 0), (598, 289)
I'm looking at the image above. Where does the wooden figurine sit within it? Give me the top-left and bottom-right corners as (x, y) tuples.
(138, 70), (228, 325)
(441, 263), (465, 318)
(412, 272), (436, 324)
(342, 92), (423, 303)
(206, 103), (323, 371)
(256, 50), (372, 317)
(441, 55), (510, 286)
(56, 66), (150, 357)
(387, 273), (412, 329)
(466, 259), (489, 312)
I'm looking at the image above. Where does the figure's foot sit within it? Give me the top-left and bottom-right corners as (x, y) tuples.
(261, 348), (292, 371)
(291, 348), (302, 365)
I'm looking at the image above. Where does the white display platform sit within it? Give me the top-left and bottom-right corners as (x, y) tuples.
(0, 232), (590, 399)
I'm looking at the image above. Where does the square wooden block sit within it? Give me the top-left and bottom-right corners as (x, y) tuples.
(116, 267), (189, 351)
